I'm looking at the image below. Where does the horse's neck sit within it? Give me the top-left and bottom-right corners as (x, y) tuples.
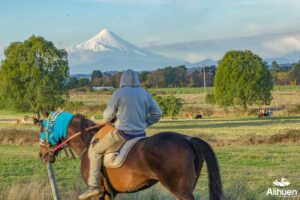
(68, 139), (89, 157)
(67, 116), (94, 157)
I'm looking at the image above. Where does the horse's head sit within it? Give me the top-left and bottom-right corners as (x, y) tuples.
(39, 116), (57, 163)
(39, 139), (56, 163)
(38, 113), (98, 163)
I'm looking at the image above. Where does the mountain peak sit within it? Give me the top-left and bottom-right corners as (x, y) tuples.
(93, 28), (114, 40)
(69, 28), (183, 74)
(76, 28), (131, 52)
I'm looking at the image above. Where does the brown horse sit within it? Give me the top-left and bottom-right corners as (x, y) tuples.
(39, 115), (223, 200)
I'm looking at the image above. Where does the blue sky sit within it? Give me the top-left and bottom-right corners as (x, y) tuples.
(1, 0), (300, 60)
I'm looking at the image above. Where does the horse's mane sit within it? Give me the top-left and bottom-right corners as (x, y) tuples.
(74, 114), (98, 146)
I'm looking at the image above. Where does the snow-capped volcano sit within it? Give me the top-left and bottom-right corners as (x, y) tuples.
(75, 29), (135, 52)
(69, 29), (182, 74)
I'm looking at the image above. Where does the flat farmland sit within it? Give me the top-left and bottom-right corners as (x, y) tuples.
(0, 86), (299, 200)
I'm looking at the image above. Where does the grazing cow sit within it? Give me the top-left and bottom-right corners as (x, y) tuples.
(195, 114), (203, 119)
(185, 113), (193, 120)
(258, 109), (273, 118)
(264, 111), (273, 117)
(258, 110), (265, 118)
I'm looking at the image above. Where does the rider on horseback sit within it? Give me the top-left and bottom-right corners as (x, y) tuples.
(79, 69), (162, 199)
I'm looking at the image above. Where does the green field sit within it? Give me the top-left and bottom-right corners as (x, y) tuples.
(1, 116), (300, 200)
(0, 86), (300, 200)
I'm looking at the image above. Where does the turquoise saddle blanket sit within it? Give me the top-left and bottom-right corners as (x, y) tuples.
(41, 112), (75, 145)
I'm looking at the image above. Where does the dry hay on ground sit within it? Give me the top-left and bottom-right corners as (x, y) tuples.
(0, 125), (299, 147)
(212, 129), (300, 147)
(0, 128), (39, 145)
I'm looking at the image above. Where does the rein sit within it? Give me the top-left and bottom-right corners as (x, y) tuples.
(49, 131), (82, 153)
(45, 123), (109, 155)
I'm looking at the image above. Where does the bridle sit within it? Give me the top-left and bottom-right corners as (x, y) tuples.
(40, 121), (108, 158)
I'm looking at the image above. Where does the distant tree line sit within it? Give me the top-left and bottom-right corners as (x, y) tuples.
(139, 65), (216, 88)
(67, 77), (90, 89)
(72, 65), (216, 90)
(271, 61), (300, 85)
(71, 61), (298, 90)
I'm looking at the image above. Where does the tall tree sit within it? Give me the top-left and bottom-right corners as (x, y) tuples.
(289, 62), (300, 85)
(112, 72), (122, 88)
(271, 61), (280, 71)
(214, 50), (273, 110)
(67, 77), (79, 89)
(140, 71), (151, 87)
(0, 36), (69, 115)
(188, 71), (203, 87)
(148, 69), (165, 88)
(163, 66), (175, 87)
(173, 65), (188, 87)
(91, 70), (103, 86)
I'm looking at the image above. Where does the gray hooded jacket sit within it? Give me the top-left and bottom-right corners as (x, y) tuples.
(103, 70), (162, 134)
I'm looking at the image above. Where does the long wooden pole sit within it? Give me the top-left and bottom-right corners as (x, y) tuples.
(47, 163), (61, 200)
(203, 67), (207, 94)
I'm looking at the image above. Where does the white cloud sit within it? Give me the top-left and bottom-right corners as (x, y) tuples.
(264, 36), (300, 54)
(185, 52), (208, 63)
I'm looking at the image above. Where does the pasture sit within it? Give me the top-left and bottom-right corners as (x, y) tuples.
(0, 86), (299, 200)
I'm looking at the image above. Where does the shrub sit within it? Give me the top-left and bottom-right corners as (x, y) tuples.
(286, 104), (300, 115)
(205, 93), (216, 104)
(64, 101), (84, 112)
(73, 87), (89, 92)
(183, 106), (214, 117)
(247, 108), (259, 116)
(154, 95), (183, 118)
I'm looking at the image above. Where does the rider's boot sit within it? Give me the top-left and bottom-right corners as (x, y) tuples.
(78, 186), (101, 200)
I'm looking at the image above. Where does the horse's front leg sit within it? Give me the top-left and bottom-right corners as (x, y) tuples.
(96, 192), (111, 200)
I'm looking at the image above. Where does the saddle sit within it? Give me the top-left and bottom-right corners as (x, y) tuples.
(103, 136), (144, 168)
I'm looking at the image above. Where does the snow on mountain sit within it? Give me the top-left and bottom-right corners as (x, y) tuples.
(69, 29), (182, 74)
(75, 29), (133, 52)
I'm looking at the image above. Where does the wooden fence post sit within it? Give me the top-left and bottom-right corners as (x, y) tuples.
(47, 163), (61, 200)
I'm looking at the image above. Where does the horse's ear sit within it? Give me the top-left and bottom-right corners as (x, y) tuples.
(41, 110), (50, 118)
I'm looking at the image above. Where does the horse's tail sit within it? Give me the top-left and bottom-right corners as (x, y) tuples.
(188, 137), (223, 200)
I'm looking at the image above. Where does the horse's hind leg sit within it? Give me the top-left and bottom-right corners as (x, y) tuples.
(175, 193), (195, 200)
(157, 162), (197, 200)
(161, 176), (196, 200)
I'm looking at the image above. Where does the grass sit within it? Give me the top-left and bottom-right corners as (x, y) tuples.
(1, 144), (299, 199)
(68, 85), (300, 118)
(0, 116), (300, 200)
(148, 116), (300, 143)
(147, 85), (300, 94)
(0, 85), (299, 199)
